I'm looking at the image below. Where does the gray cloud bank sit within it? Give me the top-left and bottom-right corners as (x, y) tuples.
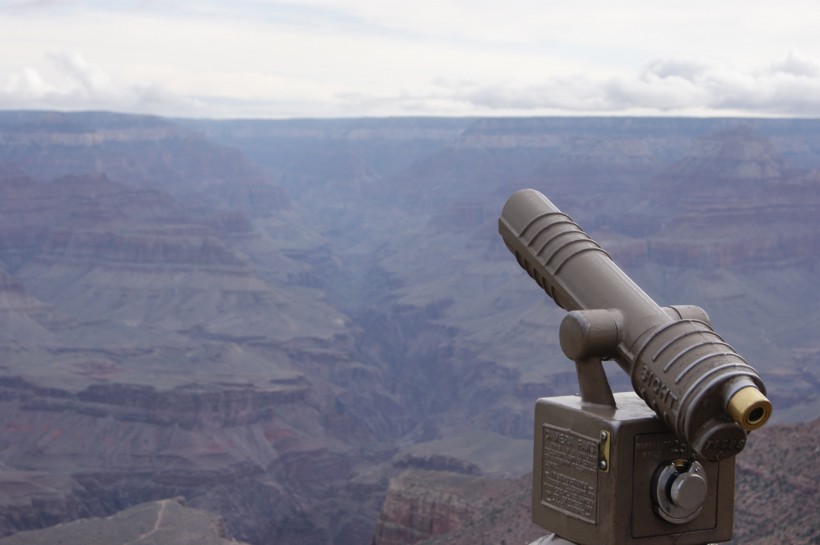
(462, 52), (820, 116)
(4, 51), (820, 118)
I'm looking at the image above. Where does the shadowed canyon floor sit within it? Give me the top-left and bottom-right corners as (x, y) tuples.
(0, 497), (248, 545)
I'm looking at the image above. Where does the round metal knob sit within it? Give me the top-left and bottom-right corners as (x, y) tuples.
(653, 461), (708, 524)
(670, 469), (708, 511)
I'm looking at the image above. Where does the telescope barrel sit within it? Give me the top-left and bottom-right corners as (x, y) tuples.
(499, 189), (771, 460)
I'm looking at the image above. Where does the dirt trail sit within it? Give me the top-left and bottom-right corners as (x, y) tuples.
(124, 499), (169, 544)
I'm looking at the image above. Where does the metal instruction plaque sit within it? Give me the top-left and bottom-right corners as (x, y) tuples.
(540, 424), (598, 523)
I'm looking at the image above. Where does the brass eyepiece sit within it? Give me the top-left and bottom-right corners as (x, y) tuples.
(727, 386), (772, 431)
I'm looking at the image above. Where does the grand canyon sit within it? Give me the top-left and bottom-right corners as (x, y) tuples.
(0, 111), (817, 544)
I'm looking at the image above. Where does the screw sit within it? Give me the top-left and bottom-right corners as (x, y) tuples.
(600, 431), (608, 441)
(599, 460), (608, 470)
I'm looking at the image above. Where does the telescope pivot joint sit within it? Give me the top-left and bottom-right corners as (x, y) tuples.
(560, 309), (622, 407)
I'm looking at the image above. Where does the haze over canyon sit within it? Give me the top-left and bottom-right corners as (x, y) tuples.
(0, 111), (817, 544)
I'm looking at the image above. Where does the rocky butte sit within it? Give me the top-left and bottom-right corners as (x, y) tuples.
(0, 111), (818, 544)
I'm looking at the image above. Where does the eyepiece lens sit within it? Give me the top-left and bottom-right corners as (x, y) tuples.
(727, 386), (771, 431)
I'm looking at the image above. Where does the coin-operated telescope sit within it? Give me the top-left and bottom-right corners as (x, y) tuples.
(498, 189), (772, 545)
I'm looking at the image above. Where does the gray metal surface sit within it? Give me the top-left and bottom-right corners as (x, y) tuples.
(531, 392), (734, 545)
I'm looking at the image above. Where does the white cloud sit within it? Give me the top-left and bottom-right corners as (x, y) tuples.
(454, 53), (820, 117)
(642, 58), (713, 83)
(1, 67), (55, 98)
(47, 51), (113, 96)
(0, 51), (203, 115)
(767, 51), (820, 78)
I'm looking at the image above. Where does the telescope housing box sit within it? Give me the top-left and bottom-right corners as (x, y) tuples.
(533, 392), (734, 545)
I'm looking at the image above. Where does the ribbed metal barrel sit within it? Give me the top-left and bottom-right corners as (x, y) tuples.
(499, 189), (768, 460)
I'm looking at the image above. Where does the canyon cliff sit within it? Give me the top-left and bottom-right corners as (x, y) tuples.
(0, 112), (818, 543)
(374, 418), (819, 545)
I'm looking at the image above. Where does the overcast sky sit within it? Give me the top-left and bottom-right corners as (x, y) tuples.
(2, 0), (820, 119)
